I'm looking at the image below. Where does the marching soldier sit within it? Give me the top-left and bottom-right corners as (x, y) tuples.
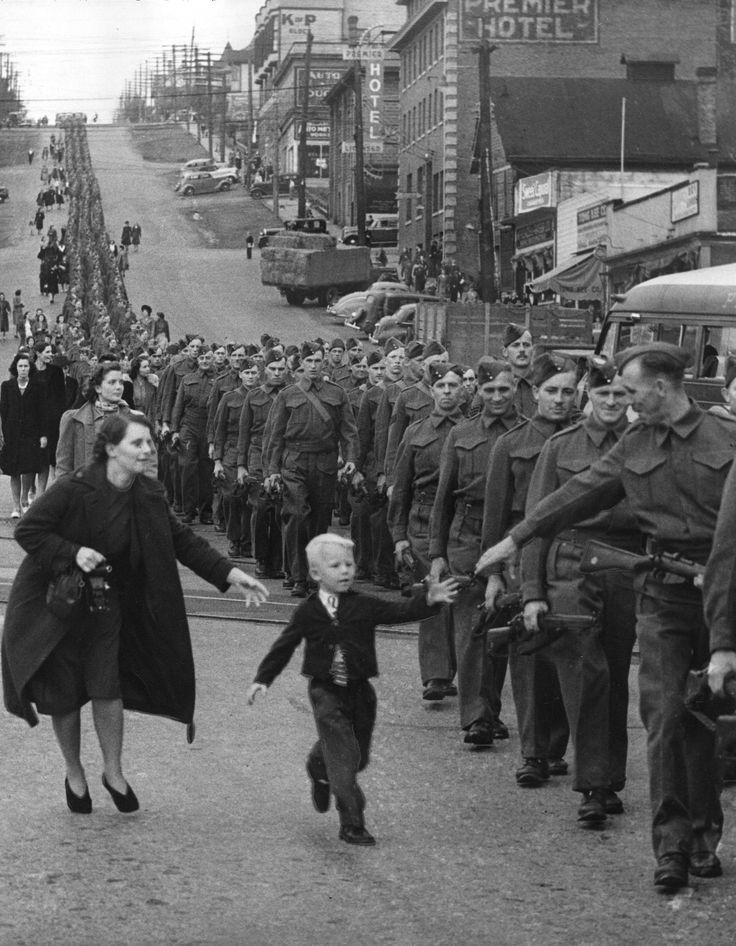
(388, 363), (466, 701)
(429, 359), (521, 744)
(480, 353), (577, 786)
(264, 342), (359, 598)
(207, 345), (247, 534)
(502, 323), (536, 418)
(236, 350), (289, 578)
(518, 356), (640, 824)
(477, 343), (736, 890)
(170, 347), (216, 524)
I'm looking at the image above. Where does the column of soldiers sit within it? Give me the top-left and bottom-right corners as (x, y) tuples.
(142, 326), (735, 893)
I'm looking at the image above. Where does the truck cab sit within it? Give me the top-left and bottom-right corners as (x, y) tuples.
(596, 263), (736, 409)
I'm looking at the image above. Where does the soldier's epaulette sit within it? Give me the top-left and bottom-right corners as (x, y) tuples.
(495, 416), (530, 443)
(548, 419), (585, 442)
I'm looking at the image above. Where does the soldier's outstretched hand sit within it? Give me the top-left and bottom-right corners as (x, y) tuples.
(475, 535), (518, 576)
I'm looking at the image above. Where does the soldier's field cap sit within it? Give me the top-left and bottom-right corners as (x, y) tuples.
(503, 323), (529, 347)
(406, 341), (425, 359)
(264, 349), (286, 366)
(346, 338), (360, 351)
(586, 354), (617, 389)
(531, 352), (577, 387)
(300, 341), (323, 358)
(366, 350), (383, 367)
(477, 358), (512, 385)
(384, 336), (405, 353)
(423, 339), (447, 359)
(428, 362), (464, 384)
(614, 342), (692, 373)
(329, 337), (346, 351)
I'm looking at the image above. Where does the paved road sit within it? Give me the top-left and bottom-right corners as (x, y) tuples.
(1, 126), (736, 945)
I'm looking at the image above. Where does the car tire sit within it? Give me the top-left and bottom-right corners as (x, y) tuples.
(250, 189), (263, 199)
(344, 235), (357, 245)
(284, 289), (305, 306)
(218, 181), (231, 191)
(323, 286), (341, 307)
(183, 186), (194, 196)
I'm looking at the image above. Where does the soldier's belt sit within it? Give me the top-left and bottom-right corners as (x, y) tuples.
(285, 442), (337, 454)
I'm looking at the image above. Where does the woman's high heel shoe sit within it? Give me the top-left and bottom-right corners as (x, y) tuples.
(65, 778), (92, 814)
(102, 775), (139, 813)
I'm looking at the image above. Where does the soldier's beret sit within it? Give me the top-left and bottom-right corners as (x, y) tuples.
(260, 333), (271, 346)
(346, 337), (361, 351)
(428, 362), (464, 385)
(244, 344), (259, 356)
(264, 349), (285, 366)
(726, 356), (736, 389)
(300, 341), (323, 358)
(406, 341), (425, 359)
(586, 354), (617, 389)
(285, 344), (299, 357)
(423, 340), (446, 359)
(329, 337), (346, 351)
(615, 342), (692, 374)
(531, 352), (577, 387)
(366, 351), (383, 367)
(503, 323), (529, 347)
(239, 357), (256, 370)
(477, 358), (513, 385)
(384, 337), (405, 353)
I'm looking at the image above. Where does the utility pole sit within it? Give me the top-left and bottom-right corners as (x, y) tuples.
(207, 51), (214, 159)
(475, 40), (497, 303)
(220, 72), (227, 162)
(195, 47), (201, 143)
(171, 45), (178, 121)
(353, 58), (367, 245)
(298, 31), (313, 219)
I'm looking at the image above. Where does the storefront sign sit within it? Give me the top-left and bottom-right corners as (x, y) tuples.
(297, 122), (330, 140)
(517, 171), (555, 214)
(295, 68), (343, 106)
(364, 61), (384, 150)
(459, 0), (599, 44)
(577, 201), (607, 250)
(671, 180), (699, 223)
(280, 10), (342, 42)
(342, 141), (384, 154)
(516, 217), (554, 249)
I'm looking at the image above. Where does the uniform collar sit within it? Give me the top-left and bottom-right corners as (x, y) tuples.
(430, 408), (463, 427)
(582, 411), (628, 446)
(650, 398), (705, 445)
(482, 405), (518, 430)
(300, 377), (323, 391)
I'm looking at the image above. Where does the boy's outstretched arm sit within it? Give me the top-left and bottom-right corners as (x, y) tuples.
(425, 576), (460, 606)
(247, 683), (268, 705)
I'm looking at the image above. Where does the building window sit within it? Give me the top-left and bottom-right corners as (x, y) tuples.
(406, 172), (413, 223)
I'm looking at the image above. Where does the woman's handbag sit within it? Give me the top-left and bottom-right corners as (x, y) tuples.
(46, 566), (86, 621)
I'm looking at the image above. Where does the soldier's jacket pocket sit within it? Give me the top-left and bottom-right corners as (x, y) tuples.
(456, 435), (488, 477)
(691, 451), (733, 493)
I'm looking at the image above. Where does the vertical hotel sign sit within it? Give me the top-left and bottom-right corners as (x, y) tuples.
(459, 0), (599, 44)
(365, 60), (384, 154)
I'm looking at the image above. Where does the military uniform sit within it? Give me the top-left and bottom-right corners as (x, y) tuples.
(207, 367), (243, 533)
(513, 375), (536, 419)
(358, 383), (394, 583)
(481, 415), (572, 766)
(511, 402), (736, 862)
(213, 386), (250, 552)
(171, 368), (215, 522)
(384, 380), (433, 482)
(237, 380), (286, 576)
(265, 377), (358, 586)
(388, 409), (463, 686)
(520, 413), (640, 795)
(429, 405), (520, 731)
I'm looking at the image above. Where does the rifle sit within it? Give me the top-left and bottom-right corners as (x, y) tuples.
(578, 539), (705, 587)
(485, 611), (599, 656)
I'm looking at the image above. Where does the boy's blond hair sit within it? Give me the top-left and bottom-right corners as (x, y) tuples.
(306, 533), (355, 569)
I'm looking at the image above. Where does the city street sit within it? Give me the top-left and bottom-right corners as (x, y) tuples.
(1, 126), (736, 944)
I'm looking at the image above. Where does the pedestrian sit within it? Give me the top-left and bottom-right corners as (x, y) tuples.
(34, 208), (45, 237)
(476, 342), (736, 891)
(246, 533), (457, 845)
(28, 148), (34, 164)
(0, 352), (48, 518)
(121, 221), (132, 248)
(246, 232), (254, 259)
(131, 223), (142, 251)
(0, 291), (10, 341)
(1, 412), (268, 815)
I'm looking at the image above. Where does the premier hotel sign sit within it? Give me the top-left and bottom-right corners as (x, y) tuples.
(460, 0), (599, 43)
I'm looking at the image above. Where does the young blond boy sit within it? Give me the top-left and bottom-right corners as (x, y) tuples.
(248, 533), (458, 844)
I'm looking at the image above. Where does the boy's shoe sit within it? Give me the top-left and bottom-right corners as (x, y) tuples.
(339, 825), (376, 846)
(306, 763), (330, 813)
(515, 758), (549, 787)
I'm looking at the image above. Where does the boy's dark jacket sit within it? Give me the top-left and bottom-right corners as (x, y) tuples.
(254, 588), (439, 686)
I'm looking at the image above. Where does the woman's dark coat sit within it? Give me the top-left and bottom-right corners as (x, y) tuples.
(2, 462), (232, 729)
(0, 378), (48, 475)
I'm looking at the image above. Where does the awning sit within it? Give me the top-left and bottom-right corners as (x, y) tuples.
(528, 251), (603, 300)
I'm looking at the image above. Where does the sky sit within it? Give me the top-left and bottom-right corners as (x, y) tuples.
(0, 0), (262, 122)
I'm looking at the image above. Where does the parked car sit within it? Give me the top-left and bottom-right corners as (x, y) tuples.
(341, 214), (399, 247)
(181, 158), (228, 174)
(179, 165), (239, 186)
(0, 186), (9, 204)
(249, 175), (297, 199)
(283, 217), (328, 234)
(175, 172), (234, 196)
